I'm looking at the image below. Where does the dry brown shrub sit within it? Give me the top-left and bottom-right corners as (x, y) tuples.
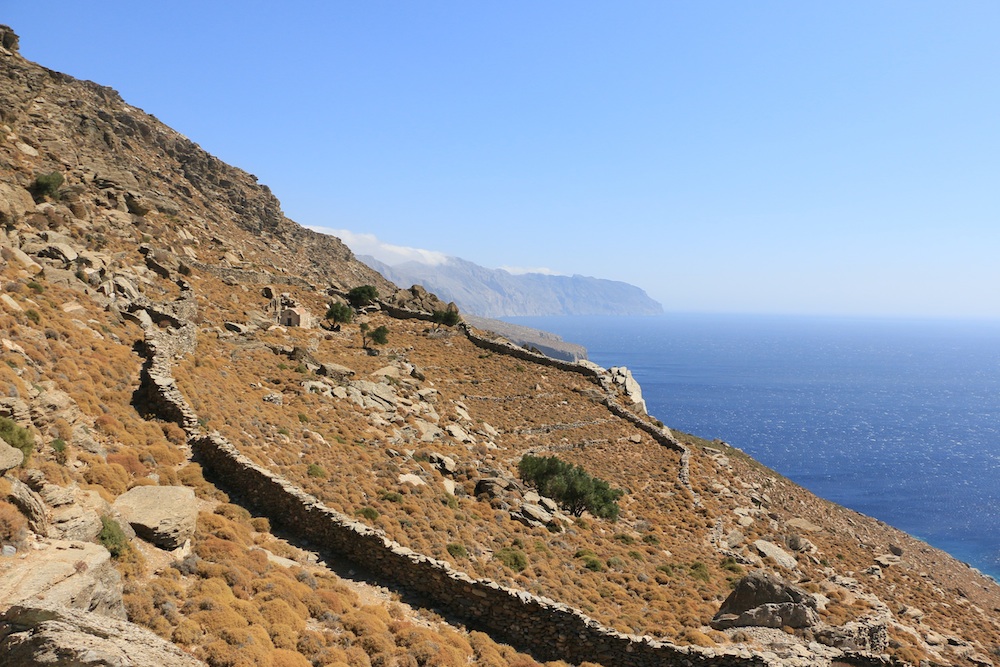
(344, 645), (373, 667)
(314, 588), (349, 615)
(161, 422), (187, 445)
(0, 501), (27, 545)
(83, 461), (130, 497)
(53, 417), (73, 443)
(94, 414), (126, 439)
(156, 465), (180, 485)
(172, 618), (202, 645)
(147, 442), (186, 466)
(340, 608), (390, 637)
(271, 649), (312, 667)
(260, 598), (306, 633)
(678, 629), (715, 647)
(37, 460), (69, 484)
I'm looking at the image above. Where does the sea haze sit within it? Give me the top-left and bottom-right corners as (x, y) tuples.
(505, 313), (1000, 580)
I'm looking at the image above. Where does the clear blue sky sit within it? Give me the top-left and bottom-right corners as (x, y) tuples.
(6, 3), (1000, 318)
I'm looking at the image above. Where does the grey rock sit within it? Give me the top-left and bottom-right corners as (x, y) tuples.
(428, 452), (457, 474)
(223, 321), (252, 334)
(474, 477), (510, 499)
(0, 604), (203, 666)
(753, 539), (798, 570)
(711, 570), (818, 630)
(6, 478), (50, 536)
(318, 362), (356, 380)
(112, 486), (197, 549)
(0, 541), (125, 618)
(0, 439), (24, 474)
(520, 502), (554, 525)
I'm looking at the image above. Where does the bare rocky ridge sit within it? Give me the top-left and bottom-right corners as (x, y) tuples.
(1, 23), (1000, 667)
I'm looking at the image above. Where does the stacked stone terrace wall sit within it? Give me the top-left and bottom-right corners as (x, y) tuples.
(136, 304), (897, 667)
(190, 432), (772, 667)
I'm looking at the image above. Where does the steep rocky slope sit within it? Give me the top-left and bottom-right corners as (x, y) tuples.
(1, 25), (999, 667)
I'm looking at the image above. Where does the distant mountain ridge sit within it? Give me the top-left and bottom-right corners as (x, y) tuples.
(360, 254), (663, 317)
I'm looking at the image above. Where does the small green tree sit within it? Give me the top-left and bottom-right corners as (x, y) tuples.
(325, 302), (353, 324)
(431, 309), (461, 329)
(347, 285), (379, 308)
(518, 454), (623, 521)
(370, 325), (389, 345)
(360, 323), (389, 349)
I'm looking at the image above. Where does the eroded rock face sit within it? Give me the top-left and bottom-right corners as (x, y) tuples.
(112, 485), (197, 549)
(0, 604), (204, 666)
(711, 570), (818, 630)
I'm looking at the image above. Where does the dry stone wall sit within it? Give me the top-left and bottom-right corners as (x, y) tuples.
(136, 307), (898, 667)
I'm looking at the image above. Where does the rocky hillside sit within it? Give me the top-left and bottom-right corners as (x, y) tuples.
(1, 25), (999, 667)
(361, 255), (664, 317)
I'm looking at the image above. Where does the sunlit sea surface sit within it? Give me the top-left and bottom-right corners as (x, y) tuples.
(505, 314), (1000, 580)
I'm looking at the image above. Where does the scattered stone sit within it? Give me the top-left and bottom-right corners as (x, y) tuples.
(875, 554), (901, 568)
(398, 473), (426, 487)
(786, 517), (823, 533)
(428, 452), (456, 474)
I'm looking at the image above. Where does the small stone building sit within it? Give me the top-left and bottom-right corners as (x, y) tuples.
(279, 306), (312, 328)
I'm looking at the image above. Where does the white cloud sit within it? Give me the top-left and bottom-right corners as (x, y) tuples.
(309, 227), (448, 266)
(499, 265), (563, 276)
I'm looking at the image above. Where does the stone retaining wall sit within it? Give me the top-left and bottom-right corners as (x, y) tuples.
(136, 305), (897, 667)
(190, 432), (771, 667)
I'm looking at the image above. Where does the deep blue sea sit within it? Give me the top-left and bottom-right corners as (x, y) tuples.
(505, 314), (1000, 580)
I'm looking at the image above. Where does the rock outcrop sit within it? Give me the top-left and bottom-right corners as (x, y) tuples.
(0, 604), (204, 666)
(711, 570), (819, 630)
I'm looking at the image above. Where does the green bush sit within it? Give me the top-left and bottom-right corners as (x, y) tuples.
(51, 438), (67, 464)
(0, 417), (33, 466)
(356, 507), (379, 521)
(582, 557), (604, 572)
(98, 516), (129, 558)
(32, 171), (63, 199)
(518, 454), (623, 520)
(446, 543), (467, 559)
(347, 285), (379, 308)
(431, 309), (461, 328)
(689, 561), (711, 582)
(306, 463), (327, 478)
(720, 556), (744, 574)
(495, 546), (527, 572)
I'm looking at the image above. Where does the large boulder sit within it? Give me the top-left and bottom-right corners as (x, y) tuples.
(0, 439), (24, 475)
(0, 604), (204, 666)
(711, 570), (819, 630)
(112, 486), (197, 549)
(0, 540), (124, 618)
